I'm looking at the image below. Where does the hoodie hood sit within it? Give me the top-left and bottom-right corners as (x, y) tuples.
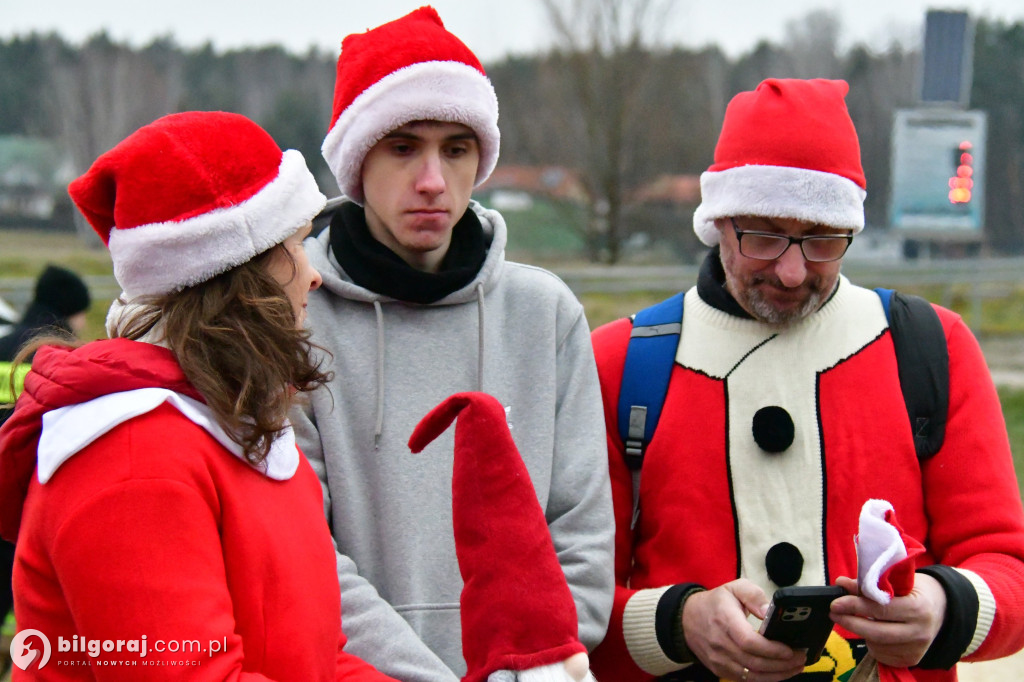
(0, 338), (201, 542)
(309, 200), (507, 306)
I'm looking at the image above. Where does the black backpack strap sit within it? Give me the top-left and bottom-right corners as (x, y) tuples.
(875, 288), (949, 461)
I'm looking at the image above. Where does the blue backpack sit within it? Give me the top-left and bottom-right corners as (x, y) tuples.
(617, 288), (949, 528)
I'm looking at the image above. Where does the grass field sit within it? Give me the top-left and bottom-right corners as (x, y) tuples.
(1002, 389), (1024, 495)
(0, 227), (111, 278)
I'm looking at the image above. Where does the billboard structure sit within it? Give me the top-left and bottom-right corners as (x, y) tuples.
(887, 10), (987, 253)
(919, 10), (975, 106)
(889, 108), (987, 238)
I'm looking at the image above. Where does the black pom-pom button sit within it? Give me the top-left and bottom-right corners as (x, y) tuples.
(766, 542), (804, 587)
(752, 406), (794, 453)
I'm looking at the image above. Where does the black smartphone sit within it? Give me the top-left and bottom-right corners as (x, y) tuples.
(757, 585), (847, 664)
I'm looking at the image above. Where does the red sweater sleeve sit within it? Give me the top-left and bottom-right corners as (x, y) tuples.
(921, 310), (1024, 661)
(589, 318), (659, 681)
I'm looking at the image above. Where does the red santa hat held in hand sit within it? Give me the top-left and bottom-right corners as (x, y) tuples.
(852, 499), (926, 682)
(693, 78), (867, 246)
(68, 111), (326, 300)
(321, 5), (500, 203)
(856, 499), (924, 604)
(408, 392), (589, 682)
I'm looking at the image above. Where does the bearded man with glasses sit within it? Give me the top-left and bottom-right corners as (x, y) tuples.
(590, 78), (1024, 682)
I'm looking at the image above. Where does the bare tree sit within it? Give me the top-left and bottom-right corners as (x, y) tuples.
(784, 10), (843, 78)
(42, 34), (184, 245)
(842, 44), (918, 229)
(536, 0), (676, 263)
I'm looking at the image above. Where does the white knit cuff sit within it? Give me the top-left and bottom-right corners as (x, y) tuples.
(622, 586), (687, 676)
(955, 568), (995, 656)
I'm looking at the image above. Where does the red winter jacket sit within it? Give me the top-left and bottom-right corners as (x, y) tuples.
(0, 338), (395, 681)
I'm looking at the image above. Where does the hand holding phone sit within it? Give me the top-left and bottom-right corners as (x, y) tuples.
(757, 585), (847, 664)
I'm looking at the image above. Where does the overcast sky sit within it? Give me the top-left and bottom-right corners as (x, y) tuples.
(5, 1), (1024, 62)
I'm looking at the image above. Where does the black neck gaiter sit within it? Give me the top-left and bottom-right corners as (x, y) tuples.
(329, 202), (488, 304)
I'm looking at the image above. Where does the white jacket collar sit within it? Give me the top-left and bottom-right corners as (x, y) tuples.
(37, 388), (299, 483)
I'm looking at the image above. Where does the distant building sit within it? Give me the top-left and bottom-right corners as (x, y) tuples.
(474, 165), (590, 256)
(627, 174), (705, 263)
(0, 136), (71, 226)
(479, 165), (588, 210)
(630, 174), (702, 205)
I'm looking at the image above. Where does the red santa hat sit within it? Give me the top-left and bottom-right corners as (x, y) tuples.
(856, 499), (924, 605)
(69, 111), (326, 299)
(321, 6), (500, 204)
(854, 499), (925, 682)
(408, 392), (586, 682)
(693, 78), (867, 246)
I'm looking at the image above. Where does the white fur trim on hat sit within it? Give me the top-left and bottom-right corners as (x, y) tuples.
(322, 60), (500, 204)
(108, 150), (326, 299)
(693, 164), (867, 246)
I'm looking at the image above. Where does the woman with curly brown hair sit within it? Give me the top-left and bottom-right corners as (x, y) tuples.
(0, 111), (396, 681)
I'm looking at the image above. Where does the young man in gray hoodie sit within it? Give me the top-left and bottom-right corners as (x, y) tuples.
(292, 7), (614, 682)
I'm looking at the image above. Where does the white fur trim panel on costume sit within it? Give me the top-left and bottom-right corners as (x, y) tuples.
(622, 585), (688, 676)
(107, 150), (326, 298)
(693, 164), (867, 246)
(322, 60), (499, 202)
(37, 388), (299, 483)
(679, 279), (888, 590)
(955, 567), (995, 657)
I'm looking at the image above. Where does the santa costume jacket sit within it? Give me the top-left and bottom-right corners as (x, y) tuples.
(589, 252), (1024, 681)
(0, 338), (394, 681)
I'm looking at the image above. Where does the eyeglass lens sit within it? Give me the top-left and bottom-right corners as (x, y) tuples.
(739, 233), (849, 262)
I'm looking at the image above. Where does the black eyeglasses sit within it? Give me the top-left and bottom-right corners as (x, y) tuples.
(730, 218), (852, 263)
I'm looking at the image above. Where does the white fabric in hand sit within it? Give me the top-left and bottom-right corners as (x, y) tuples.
(856, 499), (907, 605)
(487, 663), (597, 682)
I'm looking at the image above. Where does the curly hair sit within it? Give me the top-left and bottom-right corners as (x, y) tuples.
(113, 245), (331, 464)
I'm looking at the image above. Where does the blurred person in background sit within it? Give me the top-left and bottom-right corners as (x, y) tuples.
(0, 264), (91, 651)
(0, 264), (91, 362)
(0, 296), (18, 338)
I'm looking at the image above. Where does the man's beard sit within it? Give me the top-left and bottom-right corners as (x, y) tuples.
(739, 275), (829, 325)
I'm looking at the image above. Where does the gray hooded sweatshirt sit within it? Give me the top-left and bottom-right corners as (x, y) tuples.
(293, 201), (614, 682)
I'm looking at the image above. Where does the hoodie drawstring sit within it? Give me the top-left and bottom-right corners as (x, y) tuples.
(373, 300), (385, 449)
(476, 283), (486, 393)
(370, 288), (487, 449)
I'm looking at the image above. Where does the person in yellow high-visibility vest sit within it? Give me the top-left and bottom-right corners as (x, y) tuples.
(1, 361), (28, 405)
(0, 359), (28, 675)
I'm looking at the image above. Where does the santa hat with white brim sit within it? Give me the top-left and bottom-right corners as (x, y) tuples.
(693, 78), (867, 246)
(322, 6), (500, 204)
(69, 111), (326, 300)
